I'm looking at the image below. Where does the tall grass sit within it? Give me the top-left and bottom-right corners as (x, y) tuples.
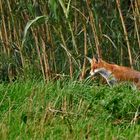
(0, 80), (140, 139)
(0, 0), (140, 81)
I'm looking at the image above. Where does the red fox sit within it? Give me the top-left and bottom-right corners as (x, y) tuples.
(86, 56), (140, 88)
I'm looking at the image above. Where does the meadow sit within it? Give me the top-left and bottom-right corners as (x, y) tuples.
(0, 0), (140, 139)
(0, 79), (140, 139)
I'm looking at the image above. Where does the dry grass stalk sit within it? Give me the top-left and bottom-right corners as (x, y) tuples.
(116, 0), (133, 68)
(135, 0), (140, 23)
(131, 1), (140, 49)
(86, 0), (101, 57)
(0, 0), (9, 54)
(80, 24), (87, 80)
(59, 28), (73, 79)
(32, 29), (46, 81)
(41, 38), (50, 82)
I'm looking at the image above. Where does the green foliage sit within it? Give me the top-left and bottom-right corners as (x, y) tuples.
(1, 0), (139, 81)
(22, 15), (48, 47)
(0, 80), (140, 139)
(49, 0), (58, 19)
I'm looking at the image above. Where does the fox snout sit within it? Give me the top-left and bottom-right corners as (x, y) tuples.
(90, 68), (100, 76)
(90, 70), (96, 76)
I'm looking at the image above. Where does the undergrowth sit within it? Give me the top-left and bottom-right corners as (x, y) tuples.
(0, 80), (140, 139)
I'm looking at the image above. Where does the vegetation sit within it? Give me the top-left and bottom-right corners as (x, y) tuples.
(0, 0), (140, 81)
(0, 0), (140, 139)
(0, 80), (140, 139)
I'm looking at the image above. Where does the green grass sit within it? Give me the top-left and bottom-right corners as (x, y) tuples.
(0, 80), (140, 140)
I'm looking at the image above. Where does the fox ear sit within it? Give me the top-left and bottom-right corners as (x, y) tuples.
(86, 56), (92, 64)
(93, 54), (100, 63)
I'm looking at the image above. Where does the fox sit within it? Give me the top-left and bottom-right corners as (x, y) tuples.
(86, 56), (140, 88)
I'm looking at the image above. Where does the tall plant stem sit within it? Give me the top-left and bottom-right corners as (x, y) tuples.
(59, 28), (73, 79)
(131, 1), (140, 49)
(32, 29), (46, 82)
(41, 38), (50, 82)
(135, 0), (140, 24)
(86, 0), (101, 57)
(116, 0), (133, 68)
(0, 0), (9, 54)
(68, 22), (78, 55)
(58, 0), (78, 55)
(80, 24), (87, 80)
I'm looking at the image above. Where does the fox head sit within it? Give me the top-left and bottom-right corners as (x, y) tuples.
(86, 56), (117, 86)
(86, 56), (105, 76)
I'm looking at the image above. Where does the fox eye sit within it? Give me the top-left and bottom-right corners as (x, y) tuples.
(94, 66), (97, 69)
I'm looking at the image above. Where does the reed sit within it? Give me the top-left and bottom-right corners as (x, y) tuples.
(116, 0), (133, 68)
(0, 0), (139, 81)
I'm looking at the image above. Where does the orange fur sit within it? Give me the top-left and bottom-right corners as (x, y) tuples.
(89, 57), (140, 88)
